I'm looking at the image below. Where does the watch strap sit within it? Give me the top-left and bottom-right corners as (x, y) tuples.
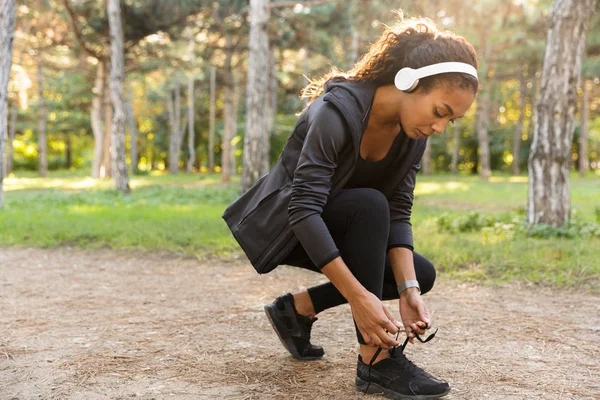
(397, 280), (421, 295)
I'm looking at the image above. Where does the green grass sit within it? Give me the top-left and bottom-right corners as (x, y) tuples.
(1, 170), (599, 289)
(1, 172), (240, 257)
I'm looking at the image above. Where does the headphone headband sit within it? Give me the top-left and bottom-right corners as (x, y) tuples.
(394, 62), (479, 92)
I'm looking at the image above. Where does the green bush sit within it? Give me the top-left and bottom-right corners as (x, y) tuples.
(436, 210), (600, 239)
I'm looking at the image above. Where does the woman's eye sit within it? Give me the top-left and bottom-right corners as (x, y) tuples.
(434, 109), (443, 118)
(450, 119), (456, 125)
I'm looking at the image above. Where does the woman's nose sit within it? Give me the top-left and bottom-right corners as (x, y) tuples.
(431, 121), (448, 135)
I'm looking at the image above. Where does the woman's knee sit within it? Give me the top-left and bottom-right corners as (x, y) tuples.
(348, 188), (390, 223)
(414, 252), (436, 295)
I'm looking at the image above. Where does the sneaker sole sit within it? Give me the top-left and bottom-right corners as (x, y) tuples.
(264, 304), (323, 361)
(355, 376), (450, 400)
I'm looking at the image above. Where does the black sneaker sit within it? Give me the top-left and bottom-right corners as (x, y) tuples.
(355, 334), (450, 400)
(264, 293), (324, 360)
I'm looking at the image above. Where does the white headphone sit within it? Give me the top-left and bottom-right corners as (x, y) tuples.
(394, 62), (478, 93)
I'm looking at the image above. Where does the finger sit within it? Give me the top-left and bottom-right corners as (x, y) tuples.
(382, 307), (399, 334)
(374, 327), (398, 348)
(360, 329), (373, 346)
(370, 334), (387, 349)
(416, 321), (429, 333)
(418, 304), (431, 326)
(382, 318), (400, 336)
(410, 322), (426, 336)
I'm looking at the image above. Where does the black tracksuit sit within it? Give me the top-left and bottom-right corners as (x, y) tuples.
(223, 79), (435, 343)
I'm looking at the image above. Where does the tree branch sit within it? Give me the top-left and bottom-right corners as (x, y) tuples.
(269, 0), (337, 9)
(238, 0), (337, 15)
(62, 0), (105, 60)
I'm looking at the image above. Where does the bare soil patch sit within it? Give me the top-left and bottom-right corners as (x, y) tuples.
(1, 247), (598, 400)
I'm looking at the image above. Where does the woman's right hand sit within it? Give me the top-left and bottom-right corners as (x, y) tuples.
(349, 291), (403, 349)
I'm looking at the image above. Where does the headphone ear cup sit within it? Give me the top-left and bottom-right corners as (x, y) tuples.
(403, 79), (420, 93)
(394, 68), (417, 92)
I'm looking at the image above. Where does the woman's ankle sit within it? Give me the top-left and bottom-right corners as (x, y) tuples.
(291, 291), (316, 319)
(359, 344), (390, 364)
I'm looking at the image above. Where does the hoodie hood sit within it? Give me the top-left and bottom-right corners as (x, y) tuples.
(323, 79), (378, 158)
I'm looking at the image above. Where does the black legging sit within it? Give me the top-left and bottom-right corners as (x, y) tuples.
(281, 188), (437, 344)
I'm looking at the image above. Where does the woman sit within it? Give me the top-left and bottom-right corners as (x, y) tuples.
(223, 12), (478, 400)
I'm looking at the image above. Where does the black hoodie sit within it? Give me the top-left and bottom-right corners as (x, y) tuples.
(223, 80), (427, 274)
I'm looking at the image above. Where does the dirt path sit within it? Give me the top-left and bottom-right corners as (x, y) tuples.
(1, 247), (598, 400)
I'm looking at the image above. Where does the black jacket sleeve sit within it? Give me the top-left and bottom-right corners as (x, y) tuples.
(387, 159), (421, 251)
(287, 102), (348, 268)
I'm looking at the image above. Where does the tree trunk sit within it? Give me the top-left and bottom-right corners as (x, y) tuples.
(0, 0), (15, 209)
(579, 80), (590, 177)
(513, 66), (528, 175)
(422, 138), (432, 175)
(37, 53), (48, 178)
(6, 100), (16, 176)
(451, 119), (460, 174)
(475, 88), (491, 180)
(187, 75), (195, 173)
(108, 0), (129, 192)
(208, 65), (216, 173)
(242, 0), (270, 192)
(91, 61), (105, 178)
(266, 46), (277, 139)
(527, 0), (595, 227)
(65, 133), (72, 169)
(125, 99), (138, 174)
(475, 40), (492, 180)
(221, 33), (235, 183)
(230, 68), (241, 176)
(167, 79), (183, 174)
(187, 37), (196, 174)
(102, 65), (112, 178)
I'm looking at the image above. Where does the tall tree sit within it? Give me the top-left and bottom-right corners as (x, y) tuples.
(208, 64), (216, 172)
(242, 0), (270, 192)
(230, 68), (241, 176)
(579, 79), (590, 177)
(475, 41), (492, 180)
(512, 66), (528, 175)
(63, 0), (204, 177)
(0, 0), (15, 209)
(37, 51), (48, 177)
(528, 0), (596, 226)
(422, 139), (432, 175)
(107, 0), (130, 192)
(265, 46), (277, 144)
(167, 78), (185, 174)
(451, 119), (461, 174)
(186, 38), (196, 174)
(221, 32), (234, 182)
(91, 62), (105, 178)
(102, 68), (112, 177)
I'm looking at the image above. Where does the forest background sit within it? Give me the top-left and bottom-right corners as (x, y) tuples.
(1, 0), (599, 288)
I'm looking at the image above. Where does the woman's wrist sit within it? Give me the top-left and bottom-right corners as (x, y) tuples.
(399, 286), (420, 298)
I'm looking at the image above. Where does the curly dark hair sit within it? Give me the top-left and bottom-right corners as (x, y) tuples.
(301, 11), (479, 103)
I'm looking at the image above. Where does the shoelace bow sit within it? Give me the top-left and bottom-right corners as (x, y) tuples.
(364, 328), (438, 394)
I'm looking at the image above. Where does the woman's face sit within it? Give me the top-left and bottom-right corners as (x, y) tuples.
(399, 84), (476, 140)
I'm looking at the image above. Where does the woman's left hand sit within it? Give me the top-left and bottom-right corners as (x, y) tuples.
(399, 287), (431, 344)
